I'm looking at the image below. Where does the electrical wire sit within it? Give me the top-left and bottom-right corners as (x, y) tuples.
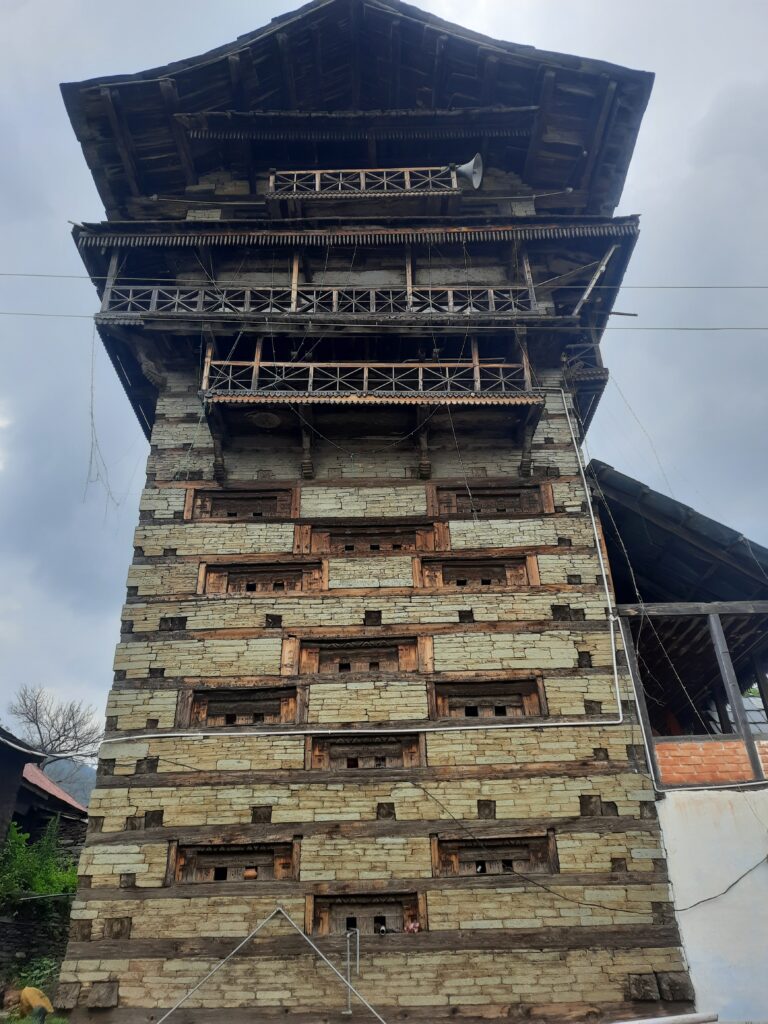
(6, 270), (768, 289)
(7, 308), (768, 331)
(675, 855), (767, 912)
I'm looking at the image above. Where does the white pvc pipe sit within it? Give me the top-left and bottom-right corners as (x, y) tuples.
(610, 1013), (717, 1024)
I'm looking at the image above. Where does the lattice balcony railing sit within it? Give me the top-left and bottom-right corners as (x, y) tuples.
(268, 165), (459, 197)
(202, 359), (529, 398)
(102, 284), (535, 317)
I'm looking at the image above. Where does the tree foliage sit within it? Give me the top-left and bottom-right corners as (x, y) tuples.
(0, 821), (78, 907)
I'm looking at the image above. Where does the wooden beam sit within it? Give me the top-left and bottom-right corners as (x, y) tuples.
(349, 0), (363, 110)
(620, 601), (768, 617)
(708, 613), (764, 778)
(523, 69), (555, 183)
(572, 244), (619, 316)
(751, 653), (768, 726)
(100, 87), (141, 197)
(227, 53), (246, 110)
(276, 33), (299, 108)
(432, 33), (449, 108)
(389, 19), (402, 108)
(579, 79), (617, 192)
(480, 50), (499, 106)
(158, 80), (197, 186)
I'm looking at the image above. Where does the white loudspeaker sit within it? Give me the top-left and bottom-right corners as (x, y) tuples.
(454, 153), (484, 190)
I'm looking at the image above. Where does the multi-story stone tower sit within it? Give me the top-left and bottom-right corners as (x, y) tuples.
(59, 2), (695, 1020)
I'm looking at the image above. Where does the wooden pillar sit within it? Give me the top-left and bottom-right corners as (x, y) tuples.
(202, 340), (214, 391)
(290, 251), (300, 312)
(470, 336), (481, 392)
(521, 246), (538, 313)
(250, 337), (263, 391)
(100, 249), (120, 312)
(751, 652), (768, 728)
(519, 331), (532, 391)
(405, 245), (414, 308)
(618, 617), (662, 783)
(708, 613), (765, 779)
(713, 689), (733, 735)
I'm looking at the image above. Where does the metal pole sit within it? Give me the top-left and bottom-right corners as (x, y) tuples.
(343, 930), (352, 1015)
(610, 1014), (717, 1024)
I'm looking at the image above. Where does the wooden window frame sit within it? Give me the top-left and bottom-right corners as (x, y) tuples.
(198, 560), (325, 595)
(431, 830), (559, 877)
(311, 892), (426, 936)
(307, 733), (425, 771)
(294, 522), (448, 556)
(428, 677), (547, 721)
(176, 685), (305, 728)
(416, 555), (539, 590)
(174, 840), (298, 884)
(186, 485), (298, 522)
(427, 482), (554, 518)
(283, 636), (432, 676)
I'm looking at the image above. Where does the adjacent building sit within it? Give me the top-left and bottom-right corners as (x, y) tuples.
(58, 2), (699, 1020)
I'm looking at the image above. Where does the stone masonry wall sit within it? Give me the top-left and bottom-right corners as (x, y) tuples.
(62, 372), (692, 1022)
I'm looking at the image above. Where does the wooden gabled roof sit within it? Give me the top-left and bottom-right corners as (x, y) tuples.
(61, 0), (653, 218)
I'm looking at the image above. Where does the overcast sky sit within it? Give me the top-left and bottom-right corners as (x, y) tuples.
(1, 0), (767, 720)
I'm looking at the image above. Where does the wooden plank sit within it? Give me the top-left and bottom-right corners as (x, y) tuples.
(158, 79), (197, 186)
(708, 613), (764, 779)
(84, 817), (660, 852)
(579, 80), (617, 192)
(66, 923), (681, 960)
(100, 87), (142, 197)
(94, 759), (640, 790)
(523, 70), (556, 182)
(619, 601), (768, 617)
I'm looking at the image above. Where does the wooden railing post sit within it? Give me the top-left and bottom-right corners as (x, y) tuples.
(250, 337), (263, 391)
(202, 341), (214, 391)
(519, 332), (532, 391)
(708, 613), (765, 780)
(100, 249), (119, 312)
(405, 246), (414, 309)
(471, 337), (481, 393)
(290, 252), (299, 312)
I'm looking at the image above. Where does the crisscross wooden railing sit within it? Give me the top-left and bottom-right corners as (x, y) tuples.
(102, 284), (535, 317)
(268, 165), (459, 197)
(202, 358), (529, 398)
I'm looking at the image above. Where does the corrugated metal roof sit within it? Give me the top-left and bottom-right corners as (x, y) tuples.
(22, 763), (88, 815)
(77, 220), (639, 250)
(207, 392), (544, 407)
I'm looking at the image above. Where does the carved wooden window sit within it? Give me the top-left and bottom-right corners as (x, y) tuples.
(190, 687), (297, 727)
(310, 524), (436, 555)
(311, 734), (421, 770)
(193, 489), (293, 521)
(313, 894), (420, 935)
(300, 638), (419, 675)
(175, 842), (294, 883)
(203, 562), (322, 595)
(435, 833), (557, 877)
(422, 558), (528, 589)
(436, 485), (543, 516)
(432, 679), (545, 720)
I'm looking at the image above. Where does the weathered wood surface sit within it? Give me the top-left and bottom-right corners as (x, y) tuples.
(67, 923), (681, 959)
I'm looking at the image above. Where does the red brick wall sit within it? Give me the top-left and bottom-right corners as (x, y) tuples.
(656, 738), (754, 785)
(758, 741), (768, 774)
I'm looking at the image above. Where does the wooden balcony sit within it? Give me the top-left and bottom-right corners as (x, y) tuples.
(267, 165), (460, 199)
(202, 354), (533, 406)
(100, 282), (541, 326)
